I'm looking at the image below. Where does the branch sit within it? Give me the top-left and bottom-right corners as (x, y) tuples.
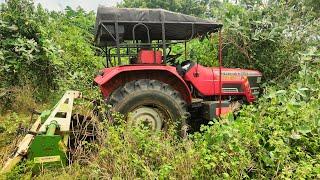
(226, 36), (252, 63)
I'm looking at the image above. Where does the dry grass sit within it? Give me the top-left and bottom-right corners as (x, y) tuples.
(0, 86), (39, 114)
(0, 86), (45, 172)
(0, 112), (35, 172)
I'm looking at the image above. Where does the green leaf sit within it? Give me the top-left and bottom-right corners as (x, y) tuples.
(297, 126), (311, 135)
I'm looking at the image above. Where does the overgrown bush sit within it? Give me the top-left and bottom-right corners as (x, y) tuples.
(0, 0), (103, 111)
(0, 0), (60, 104)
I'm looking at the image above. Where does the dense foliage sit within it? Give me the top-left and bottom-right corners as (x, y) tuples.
(0, 0), (103, 111)
(0, 0), (319, 179)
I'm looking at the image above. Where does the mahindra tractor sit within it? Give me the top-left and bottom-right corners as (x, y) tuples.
(93, 7), (262, 135)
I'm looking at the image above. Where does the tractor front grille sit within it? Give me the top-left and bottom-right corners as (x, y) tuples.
(248, 76), (261, 97)
(222, 84), (243, 93)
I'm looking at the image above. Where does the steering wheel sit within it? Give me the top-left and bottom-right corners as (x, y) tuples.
(166, 54), (182, 65)
(176, 60), (194, 76)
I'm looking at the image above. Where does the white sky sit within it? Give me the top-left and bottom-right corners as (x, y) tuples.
(0, 0), (122, 12)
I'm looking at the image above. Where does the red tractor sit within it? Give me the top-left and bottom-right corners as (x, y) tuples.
(94, 7), (262, 135)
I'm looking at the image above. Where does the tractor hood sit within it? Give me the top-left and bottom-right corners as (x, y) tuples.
(183, 64), (262, 101)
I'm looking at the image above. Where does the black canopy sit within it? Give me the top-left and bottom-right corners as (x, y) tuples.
(95, 6), (222, 46)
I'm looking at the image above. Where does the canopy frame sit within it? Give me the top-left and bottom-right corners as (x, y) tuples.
(95, 7), (222, 66)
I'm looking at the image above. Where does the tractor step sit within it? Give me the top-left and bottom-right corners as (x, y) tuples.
(201, 101), (231, 120)
(192, 98), (203, 103)
(191, 98), (203, 108)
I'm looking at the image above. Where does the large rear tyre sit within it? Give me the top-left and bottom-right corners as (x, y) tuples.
(108, 79), (189, 137)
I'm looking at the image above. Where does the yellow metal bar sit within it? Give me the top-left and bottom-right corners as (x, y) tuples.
(1, 156), (23, 174)
(0, 117), (42, 174)
(39, 91), (82, 133)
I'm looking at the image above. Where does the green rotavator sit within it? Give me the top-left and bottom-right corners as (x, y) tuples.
(1, 91), (88, 173)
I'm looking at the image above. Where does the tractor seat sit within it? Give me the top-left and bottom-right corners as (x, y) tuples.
(176, 60), (195, 76)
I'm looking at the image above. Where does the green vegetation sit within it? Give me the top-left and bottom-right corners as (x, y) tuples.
(0, 0), (319, 179)
(0, 0), (103, 111)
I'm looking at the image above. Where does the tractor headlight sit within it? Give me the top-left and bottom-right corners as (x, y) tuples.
(257, 76), (262, 83)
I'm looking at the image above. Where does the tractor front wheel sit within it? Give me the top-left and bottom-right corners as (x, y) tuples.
(108, 79), (188, 137)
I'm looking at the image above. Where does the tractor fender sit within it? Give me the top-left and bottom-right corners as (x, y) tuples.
(94, 65), (192, 104)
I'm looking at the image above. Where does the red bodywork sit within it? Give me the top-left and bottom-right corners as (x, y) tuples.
(94, 63), (262, 104)
(137, 50), (162, 64)
(94, 65), (192, 103)
(184, 64), (262, 102)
